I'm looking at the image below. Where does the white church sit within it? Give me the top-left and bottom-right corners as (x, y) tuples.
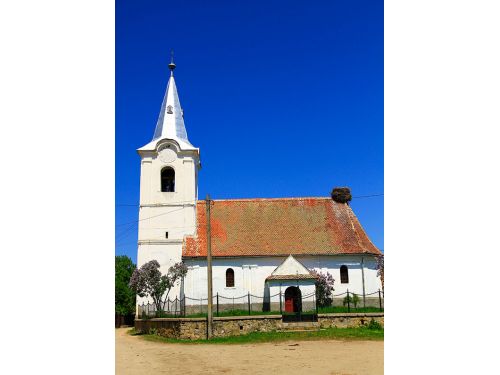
(136, 60), (382, 314)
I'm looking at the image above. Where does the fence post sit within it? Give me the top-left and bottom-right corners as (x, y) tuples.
(200, 298), (202, 315)
(378, 289), (382, 312)
(279, 292), (282, 314)
(216, 293), (219, 317)
(167, 298), (171, 314)
(347, 289), (350, 313)
(299, 292), (302, 322)
(315, 291), (318, 315)
(248, 292), (251, 315)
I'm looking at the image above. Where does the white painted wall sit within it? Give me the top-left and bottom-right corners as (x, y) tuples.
(182, 254), (382, 304)
(136, 139), (200, 305)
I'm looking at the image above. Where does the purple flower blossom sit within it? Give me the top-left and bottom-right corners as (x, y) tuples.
(129, 260), (188, 312)
(310, 269), (335, 307)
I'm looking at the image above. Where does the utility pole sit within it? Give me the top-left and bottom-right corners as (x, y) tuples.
(361, 257), (366, 309)
(206, 194), (213, 339)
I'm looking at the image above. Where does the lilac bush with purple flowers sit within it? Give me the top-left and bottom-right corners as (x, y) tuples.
(129, 260), (188, 312)
(376, 254), (384, 290)
(310, 269), (335, 307)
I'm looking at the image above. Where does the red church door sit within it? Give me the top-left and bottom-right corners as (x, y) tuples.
(285, 297), (294, 312)
(284, 286), (301, 313)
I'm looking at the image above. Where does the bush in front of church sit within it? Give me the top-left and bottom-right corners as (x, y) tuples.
(310, 269), (335, 307)
(343, 293), (360, 308)
(129, 260), (188, 314)
(376, 254), (384, 291)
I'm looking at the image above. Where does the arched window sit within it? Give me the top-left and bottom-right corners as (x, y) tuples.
(340, 265), (349, 284)
(161, 167), (175, 192)
(225, 268), (234, 287)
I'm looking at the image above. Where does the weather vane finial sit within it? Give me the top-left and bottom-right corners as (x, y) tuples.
(168, 49), (176, 75)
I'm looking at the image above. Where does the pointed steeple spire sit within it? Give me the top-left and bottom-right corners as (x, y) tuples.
(149, 54), (194, 150)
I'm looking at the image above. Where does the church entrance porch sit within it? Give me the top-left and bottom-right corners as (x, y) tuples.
(284, 286), (302, 313)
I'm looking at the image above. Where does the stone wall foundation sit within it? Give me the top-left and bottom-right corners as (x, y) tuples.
(134, 313), (384, 340)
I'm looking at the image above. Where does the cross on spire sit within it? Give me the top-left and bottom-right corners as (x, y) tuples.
(168, 49), (176, 75)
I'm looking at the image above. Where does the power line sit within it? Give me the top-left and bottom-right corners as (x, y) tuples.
(115, 225), (196, 244)
(115, 206), (185, 227)
(115, 193), (384, 238)
(352, 193), (384, 199)
(115, 194), (384, 207)
(116, 199), (197, 207)
(116, 194), (385, 230)
(115, 223), (138, 242)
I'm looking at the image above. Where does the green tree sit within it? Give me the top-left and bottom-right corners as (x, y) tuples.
(129, 260), (187, 313)
(115, 255), (136, 315)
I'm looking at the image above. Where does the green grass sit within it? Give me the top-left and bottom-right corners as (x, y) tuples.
(130, 325), (384, 345)
(317, 306), (383, 314)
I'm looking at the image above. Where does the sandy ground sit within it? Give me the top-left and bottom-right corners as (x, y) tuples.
(115, 327), (383, 375)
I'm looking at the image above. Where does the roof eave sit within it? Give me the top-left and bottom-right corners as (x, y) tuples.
(181, 251), (381, 259)
(137, 138), (200, 155)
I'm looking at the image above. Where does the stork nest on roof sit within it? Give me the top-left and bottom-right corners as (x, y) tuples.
(331, 187), (352, 204)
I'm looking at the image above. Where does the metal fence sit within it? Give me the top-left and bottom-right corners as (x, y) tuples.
(138, 289), (384, 319)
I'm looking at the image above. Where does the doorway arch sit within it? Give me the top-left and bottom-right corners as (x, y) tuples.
(284, 286), (302, 313)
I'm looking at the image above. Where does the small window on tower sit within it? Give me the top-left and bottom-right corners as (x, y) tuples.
(165, 232), (169, 239)
(161, 167), (175, 192)
(167, 105), (173, 114)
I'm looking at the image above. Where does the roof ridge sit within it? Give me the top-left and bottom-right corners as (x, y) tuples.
(196, 196), (332, 203)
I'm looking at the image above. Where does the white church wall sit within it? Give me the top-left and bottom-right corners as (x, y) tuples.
(271, 255), (310, 276)
(183, 257), (282, 301)
(300, 255), (382, 295)
(137, 205), (196, 241)
(182, 254), (382, 305)
(136, 242), (184, 305)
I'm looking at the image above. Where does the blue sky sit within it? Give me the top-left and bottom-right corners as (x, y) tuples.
(116, 0), (383, 264)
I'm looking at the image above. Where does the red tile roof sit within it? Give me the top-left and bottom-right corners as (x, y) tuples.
(182, 197), (381, 258)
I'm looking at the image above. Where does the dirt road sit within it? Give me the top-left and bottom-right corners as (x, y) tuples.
(115, 328), (383, 375)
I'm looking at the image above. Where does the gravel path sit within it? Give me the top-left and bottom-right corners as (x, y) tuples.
(115, 327), (383, 375)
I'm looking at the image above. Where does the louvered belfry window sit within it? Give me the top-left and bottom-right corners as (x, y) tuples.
(340, 265), (349, 284)
(226, 268), (235, 287)
(161, 167), (175, 192)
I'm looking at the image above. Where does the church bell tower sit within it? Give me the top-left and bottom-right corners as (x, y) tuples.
(136, 58), (200, 301)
